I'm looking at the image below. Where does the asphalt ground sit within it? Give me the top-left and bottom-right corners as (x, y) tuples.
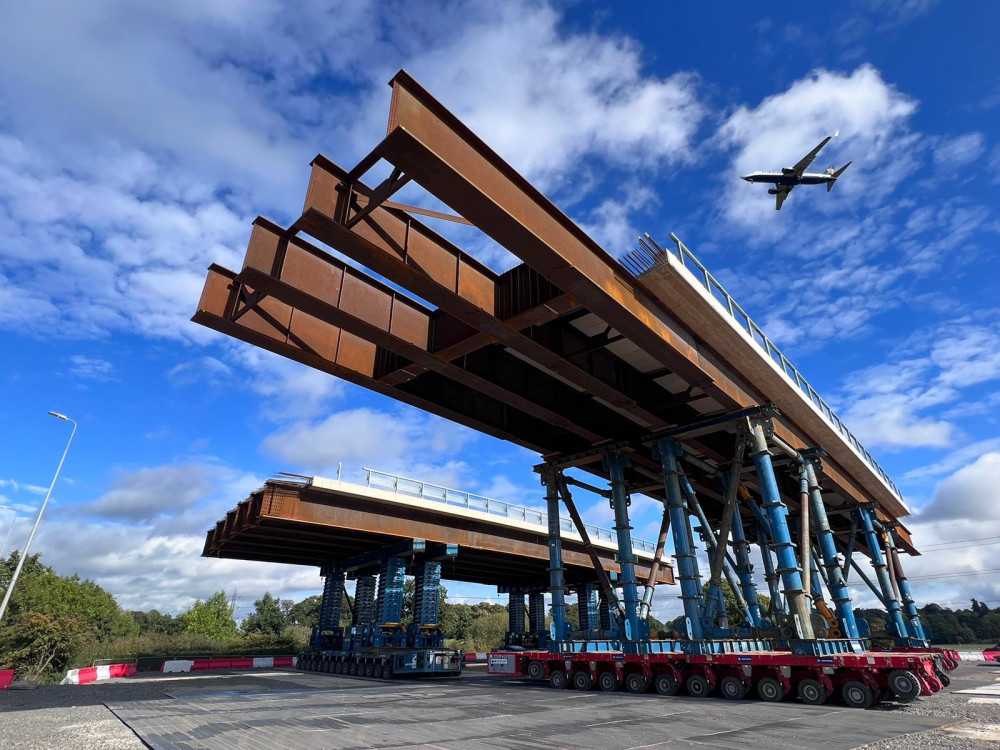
(0, 663), (996, 750)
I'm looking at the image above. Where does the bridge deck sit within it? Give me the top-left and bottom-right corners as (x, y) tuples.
(203, 475), (674, 588)
(193, 69), (913, 555)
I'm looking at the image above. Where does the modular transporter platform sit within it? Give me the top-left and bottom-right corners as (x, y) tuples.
(197, 70), (951, 701)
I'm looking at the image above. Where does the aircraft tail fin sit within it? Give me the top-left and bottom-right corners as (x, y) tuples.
(827, 161), (852, 191)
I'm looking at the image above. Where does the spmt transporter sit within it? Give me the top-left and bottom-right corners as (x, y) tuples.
(194, 70), (954, 703)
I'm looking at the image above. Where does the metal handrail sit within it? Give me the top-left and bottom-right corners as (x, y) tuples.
(360, 468), (657, 554)
(623, 233), (899, 499)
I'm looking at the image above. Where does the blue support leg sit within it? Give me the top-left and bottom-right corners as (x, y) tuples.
(883, 527), (928, 643)
(542, 470), (567, 650)
(856, 506), (910, 642)
(730, 503), (766, 627)
(655, 438), (704, 641)
(604, 450), (647, 648)
(749, 420), (814, 639)
(803, 460), (860, 639)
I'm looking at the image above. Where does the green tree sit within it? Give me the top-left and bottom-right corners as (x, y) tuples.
(181, 591), (237, 639)
(0, 612), (91, 680)
(287, 595), (321, 628)
(242, 593), (286, 636)
(129, 609), (183, 635)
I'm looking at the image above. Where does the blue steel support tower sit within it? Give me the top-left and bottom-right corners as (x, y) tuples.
(878, 521), (928, 643)
(748, 419), (815, 639)
(803, 459), (860, 638)
(655, 438), (705, 641)
(604, 450), (648, 648)
(856, 506), (911, 641)
(375, 556), (407, 627)
(730, 504), (766, 627)
(542, 469), (567, 649)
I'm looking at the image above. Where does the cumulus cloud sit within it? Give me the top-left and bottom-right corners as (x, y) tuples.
(84, 463), (224, 521)
(715, 64), (918, 233)
(260, 406), (476, 477)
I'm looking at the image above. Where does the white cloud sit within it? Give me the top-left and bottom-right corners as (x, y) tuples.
(68, 354), (115, 381)
(836, 315), (1000, 449)
(167, 356), (233, 388)
(932, 132), (985, 169)
(916, 451), (1000, 521)
(84, 463), (225, 521)
(260, 406), (476, 477)
(715, 64), (918, 234)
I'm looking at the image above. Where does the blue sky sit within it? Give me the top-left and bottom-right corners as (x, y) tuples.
(1, 0), (998, 622)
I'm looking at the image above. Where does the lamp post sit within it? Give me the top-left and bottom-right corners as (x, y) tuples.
(0, 411), (77, 625)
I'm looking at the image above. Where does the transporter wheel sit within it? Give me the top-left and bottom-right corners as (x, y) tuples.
(349, 661), (359, 676)
(624, 673), (649, 694)
(322, 657), (331, 673)
(549, 670), (568, 689)
(842, 681), (875, 709)
(889, 669), (921, 702)
(797, 679), (828, 705)
(526, 660), (545, 680)
(572, 671), (594, 691)
(719, 676), (747, 701)
(598, 671), (621, 692)
(373, 664), (384, 679)
(654, 672), (679, 696)
(686, 674), (711, 698)
(364, 662), (375, 678)
(756, 677), (785, 702)
(936, 671), (951, 688)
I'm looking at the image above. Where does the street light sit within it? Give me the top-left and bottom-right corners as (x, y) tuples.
(0, 411), (77, 625)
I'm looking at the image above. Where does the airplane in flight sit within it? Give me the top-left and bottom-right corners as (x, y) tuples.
(741, 132), (852, 210)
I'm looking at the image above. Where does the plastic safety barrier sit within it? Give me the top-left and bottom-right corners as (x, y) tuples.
(60, 663), (136, 685)
(160, 655), (298, 674)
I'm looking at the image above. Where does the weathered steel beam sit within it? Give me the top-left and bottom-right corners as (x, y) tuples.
(239, 219), (633, 443)
(298, 156), (670, 431)
(192, 264), (588, 455)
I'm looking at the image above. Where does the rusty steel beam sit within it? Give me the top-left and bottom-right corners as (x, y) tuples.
(192, 264), (591, 455)
(370, 72), (906, 523)
(298, 156), (670, 431)
(237, 219), (644, 444)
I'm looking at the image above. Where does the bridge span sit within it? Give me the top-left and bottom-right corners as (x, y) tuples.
(204, 470), (674, 588)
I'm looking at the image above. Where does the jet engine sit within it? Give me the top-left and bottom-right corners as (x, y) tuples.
(767, 188), (779, 195)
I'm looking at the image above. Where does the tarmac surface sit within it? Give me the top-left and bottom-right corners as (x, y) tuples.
(0, 663), (996, 749)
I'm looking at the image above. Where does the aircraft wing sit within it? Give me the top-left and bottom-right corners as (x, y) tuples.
(775, 184), (794, 210)
(790, 134), (834, 175)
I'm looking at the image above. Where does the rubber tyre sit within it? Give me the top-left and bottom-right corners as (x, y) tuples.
(936, 671), (951, 688)
(757, 677), (785, 702)
(654, 672), (679, 696)
(364, 662), (375, 678)
(797, 678), (827, 705)
(549, 670), (568, 689)
(572, 671), (594, 691)
(719, 676), (747, 701)
(373, 664), (384, 679)
(349, 661), (359, 676)
(526, 660), (545, 680)
(598, 671), (621, 692)
(322, 658), (331, 673)
(889, 669), (921, 701)
(624, 673), (648, 694)
(686, 674), (711, 698)
(843, 680), (874, 709)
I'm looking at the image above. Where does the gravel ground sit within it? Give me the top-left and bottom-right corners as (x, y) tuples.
(859, 663), (1000, 750)
(1, 663), (997, 749)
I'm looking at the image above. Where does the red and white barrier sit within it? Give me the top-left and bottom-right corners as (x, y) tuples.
(160, 655), (297, 674)
(0, 669), (14, 690)
(61, 663), (136, 685)
(955, 651), (1000, 662)
(464, 652), (487, 664)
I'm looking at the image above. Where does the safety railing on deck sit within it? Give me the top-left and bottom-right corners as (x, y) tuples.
(621, 233), (899, 499)
(361, 468), (657, 554)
